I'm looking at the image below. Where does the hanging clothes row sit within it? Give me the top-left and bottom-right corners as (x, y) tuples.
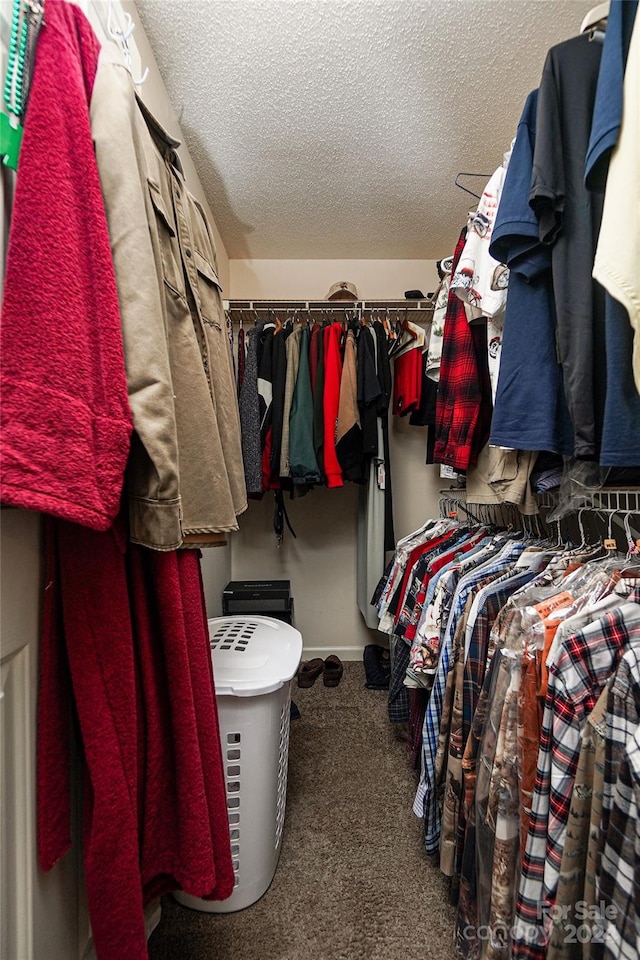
(0, 3), (248, 959)
(427, 0), (640, 515)
(375, 491), (640, 960)
(231, 311), (402, 551)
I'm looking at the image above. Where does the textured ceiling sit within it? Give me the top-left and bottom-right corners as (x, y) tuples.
(136, 0), (595, 260)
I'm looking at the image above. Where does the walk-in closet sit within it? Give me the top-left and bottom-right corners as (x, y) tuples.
(2, 1), (639, 959)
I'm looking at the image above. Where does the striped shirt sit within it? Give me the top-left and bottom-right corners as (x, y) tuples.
(413, 541), (525, 853)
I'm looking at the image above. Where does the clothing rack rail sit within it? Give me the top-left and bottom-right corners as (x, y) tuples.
(440, 487), (640, 542)
(441, 486), (640, 515)
(537, 488), (640, 514)
(224, 298), (436, 318)
(539, 488), (640, 543)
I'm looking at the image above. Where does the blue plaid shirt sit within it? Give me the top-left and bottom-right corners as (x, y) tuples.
(413, 540), (527, 853)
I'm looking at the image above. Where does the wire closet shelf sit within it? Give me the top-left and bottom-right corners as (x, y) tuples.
(438, 487), (640, 543)
(224, 298), (436, 320)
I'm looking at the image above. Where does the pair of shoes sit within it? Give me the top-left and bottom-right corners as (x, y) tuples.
(296, 656), (344, 688)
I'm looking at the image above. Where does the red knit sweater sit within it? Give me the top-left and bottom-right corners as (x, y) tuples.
(0, 0), (132, 529)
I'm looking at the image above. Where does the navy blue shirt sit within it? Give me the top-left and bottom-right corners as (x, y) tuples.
(585, 0), (639, 190)
(599, 293), (640, 467)
(489, 89), (573, 454)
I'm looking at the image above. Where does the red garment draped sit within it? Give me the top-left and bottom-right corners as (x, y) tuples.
(37, 517), (234, 960)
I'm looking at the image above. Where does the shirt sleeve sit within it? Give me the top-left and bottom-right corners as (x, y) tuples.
(530, 49), (565, 245)
(491, 89), (551, 284)
(585, 0), (639, 190)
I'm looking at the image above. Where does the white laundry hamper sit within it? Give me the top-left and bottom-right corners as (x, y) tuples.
(174, 615), (303, 913)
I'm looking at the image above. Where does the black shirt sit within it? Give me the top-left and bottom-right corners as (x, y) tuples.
(530, 33), (605, 460)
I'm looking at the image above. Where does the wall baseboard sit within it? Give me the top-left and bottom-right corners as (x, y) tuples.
(302, 644), (365, 663)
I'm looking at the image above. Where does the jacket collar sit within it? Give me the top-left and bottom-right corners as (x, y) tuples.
(136, 92), (184, 174)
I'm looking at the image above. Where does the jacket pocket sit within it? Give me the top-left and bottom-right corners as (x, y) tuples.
(194, 249), (223, 329)
(147, 178), (185, 299)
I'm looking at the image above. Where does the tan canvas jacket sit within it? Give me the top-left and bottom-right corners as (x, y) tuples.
(91, 53), (246, 548)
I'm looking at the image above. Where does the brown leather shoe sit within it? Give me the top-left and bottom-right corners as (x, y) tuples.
(323, 655), (344, 687)
(297, 658), (324, 688)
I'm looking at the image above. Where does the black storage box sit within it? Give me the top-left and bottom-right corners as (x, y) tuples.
(222, 580), (293, 623)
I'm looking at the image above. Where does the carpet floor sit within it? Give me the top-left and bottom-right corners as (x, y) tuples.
(149, 661), (455, 960)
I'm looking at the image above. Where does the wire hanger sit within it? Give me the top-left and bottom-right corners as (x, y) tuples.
(623, 513), (640, 558)
(454, 172), (492, 201)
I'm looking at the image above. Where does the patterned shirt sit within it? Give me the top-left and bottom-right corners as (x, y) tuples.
(382, 527), (455, 631)
(547, 685), (608, 960)
(486, 666), (521, 960)
(408, 544), (486, 681)
(393, 531), (465, 640)
(376, 519), (448, 625)
(473, 649), (514, 934)
(597, 723), (640, 960)
(462, 570), (539, 748)
(513, 603), (640, 960)
(433, 228), (484, 472)
(601, 642), (640, 847)
(403, 532), (486, 645)
(412, 537), (498, 671)
(413, 541), (525, 853)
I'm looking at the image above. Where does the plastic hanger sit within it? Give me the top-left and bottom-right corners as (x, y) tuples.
(580, 2), (609, 34)
(618, 513), (640, 576)
(2, 0), (44, 171)
(107, 2), (149, 86)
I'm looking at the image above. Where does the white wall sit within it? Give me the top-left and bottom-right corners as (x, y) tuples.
(230, 258), (438, 301)
(229, 258), (445, 659)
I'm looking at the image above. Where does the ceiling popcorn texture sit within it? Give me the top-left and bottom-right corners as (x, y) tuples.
(136, 0), (595, 260)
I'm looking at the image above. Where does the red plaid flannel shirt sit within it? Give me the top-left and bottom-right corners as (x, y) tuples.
(434, 228), (483, 471)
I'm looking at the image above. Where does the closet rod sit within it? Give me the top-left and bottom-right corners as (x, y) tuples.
(224, 298), (435, 314)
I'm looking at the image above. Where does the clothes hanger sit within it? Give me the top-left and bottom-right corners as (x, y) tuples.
(401, 309), (420, 343)
(580, 2), (609, 35)
(107, 2), (149, 86)
(619, 513), (640, 576)
(454, 172), (492, 201)
(1, 0), (44, 171)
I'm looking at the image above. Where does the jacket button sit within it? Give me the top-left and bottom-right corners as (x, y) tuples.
(185, 248), (192, 257)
